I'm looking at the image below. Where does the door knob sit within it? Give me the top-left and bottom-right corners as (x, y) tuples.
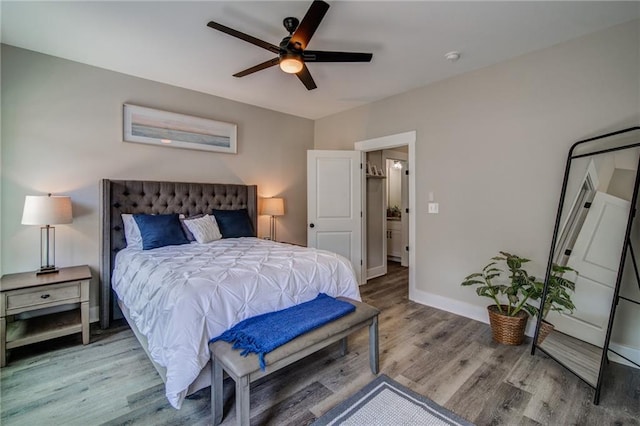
(309, 223), (315, 228)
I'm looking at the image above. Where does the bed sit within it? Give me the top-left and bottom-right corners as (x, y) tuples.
(99, 179), (360, 409)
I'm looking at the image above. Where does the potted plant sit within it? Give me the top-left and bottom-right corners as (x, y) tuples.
(527, 264), (577, 344)
(461, 251), (539, 345)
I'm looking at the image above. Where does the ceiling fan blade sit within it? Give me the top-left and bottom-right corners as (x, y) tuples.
(288, 0), (329, 50)
(296, 65), (317, 90)
(233, 57), (280, 77)
(303, 50), (373, 63)
(207, 21), (280, 54)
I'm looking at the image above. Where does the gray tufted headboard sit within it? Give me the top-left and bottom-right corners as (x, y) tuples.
(99, 179), (257, 328)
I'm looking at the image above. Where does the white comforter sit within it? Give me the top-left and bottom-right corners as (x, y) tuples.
(112, 237), (360, 409)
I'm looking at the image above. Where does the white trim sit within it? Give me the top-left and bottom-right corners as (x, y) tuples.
(410, 287), (488, 323)
(90, 306), (100, 323)
(410, 287), (539, 337)
(354, 131), (416, 299)
(609, 342), (640, 369)
(354, 131), (416, 151)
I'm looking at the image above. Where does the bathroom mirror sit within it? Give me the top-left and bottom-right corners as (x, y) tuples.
(386, 159), (404, 218)
(532, 127), (640, 404)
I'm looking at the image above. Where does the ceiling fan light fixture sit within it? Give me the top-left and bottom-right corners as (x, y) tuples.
(207, 0), (372, 89)
(280, 55), (304, 74)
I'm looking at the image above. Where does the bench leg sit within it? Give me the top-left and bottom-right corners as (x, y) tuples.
(339, 337), (348, 356)
(369, 315), (379, 374)
(211, 358), (224, 425)
(235, 375), (250, 426)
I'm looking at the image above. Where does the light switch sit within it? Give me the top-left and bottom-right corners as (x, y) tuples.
(428, 202), (439, 214)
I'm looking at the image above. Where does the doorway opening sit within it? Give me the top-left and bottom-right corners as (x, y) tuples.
(364, 148), (409, 279)
(355, 131), (416, 295)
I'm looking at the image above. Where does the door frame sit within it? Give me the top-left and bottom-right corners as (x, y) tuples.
(354, 131), (416, 294)
(555, 159), (599, 266)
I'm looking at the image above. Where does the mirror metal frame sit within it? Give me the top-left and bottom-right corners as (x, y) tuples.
(531, 126), (640, 404)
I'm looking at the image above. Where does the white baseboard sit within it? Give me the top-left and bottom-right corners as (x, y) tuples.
(410, 287), (488, 323)
(609, 342), (640, 369)
(90, 306), (100, 323)
(408, 289), (640, 356)
(409, 287), (537, 337)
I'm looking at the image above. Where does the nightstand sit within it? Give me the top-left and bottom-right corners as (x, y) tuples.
(0, 265), (91, 367)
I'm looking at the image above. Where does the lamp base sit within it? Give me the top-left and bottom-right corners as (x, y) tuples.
(36, 266), (59, 275)
(270, 216), (277, 242)
(38, 225), (59, 275)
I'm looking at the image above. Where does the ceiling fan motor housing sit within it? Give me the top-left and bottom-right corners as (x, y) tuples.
(283, 17), (300, 35)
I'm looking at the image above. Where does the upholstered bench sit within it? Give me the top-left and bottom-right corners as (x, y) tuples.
(209, 298), (380, 425)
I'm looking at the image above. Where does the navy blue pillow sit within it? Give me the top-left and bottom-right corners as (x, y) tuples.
(133, 214), (190, 250)
(212, 209), (255, 238)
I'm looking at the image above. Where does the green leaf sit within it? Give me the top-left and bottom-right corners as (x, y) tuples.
(477, 287), (493, 298)
(464, 253), (577, 320)
(464, 273), (483, 280)
(495, 285), (508, 293)
(482, 262), (497, 272)
(461, 279), (485, 286)
(523, 304), (539, 317)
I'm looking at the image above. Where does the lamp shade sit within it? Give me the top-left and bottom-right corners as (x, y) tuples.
(22, 195), (73, 225)
(260, 197), (285, 216)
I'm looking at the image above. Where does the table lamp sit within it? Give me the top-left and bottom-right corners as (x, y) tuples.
(21, 194), (73, 274)
(260, 197), (285, 241)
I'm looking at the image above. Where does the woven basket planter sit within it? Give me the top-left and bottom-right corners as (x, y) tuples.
(487, 305), (529, 346)
(536, 320), (555, 345)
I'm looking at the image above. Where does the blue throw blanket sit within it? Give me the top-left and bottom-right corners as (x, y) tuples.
(209, 293), (356, 370)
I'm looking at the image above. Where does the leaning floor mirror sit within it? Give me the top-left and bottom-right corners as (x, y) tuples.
(531, 126), (640, 404)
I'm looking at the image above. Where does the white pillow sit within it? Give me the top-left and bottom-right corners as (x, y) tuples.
(121, 214), (143, 249)
(183, 214), (222, 243)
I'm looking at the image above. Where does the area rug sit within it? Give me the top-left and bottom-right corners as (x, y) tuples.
(312, 375), (474, 426)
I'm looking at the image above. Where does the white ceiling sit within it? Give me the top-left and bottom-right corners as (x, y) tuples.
(2, 1), (638, 120)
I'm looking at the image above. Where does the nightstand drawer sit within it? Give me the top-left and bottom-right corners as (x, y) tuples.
(6, 283), (81, 312)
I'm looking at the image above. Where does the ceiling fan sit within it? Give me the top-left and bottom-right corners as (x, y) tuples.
(207, 0), (373, 90)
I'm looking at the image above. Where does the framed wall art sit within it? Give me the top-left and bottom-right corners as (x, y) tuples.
(123, 104), (237, 154)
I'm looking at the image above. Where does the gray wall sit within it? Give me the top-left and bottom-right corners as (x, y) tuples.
(2, 19), (639, 337)
(1, 45), (313, 318)
(315, 20), (640, 326)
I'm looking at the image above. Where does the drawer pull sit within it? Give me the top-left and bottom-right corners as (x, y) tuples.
(40, 294), (51, 299)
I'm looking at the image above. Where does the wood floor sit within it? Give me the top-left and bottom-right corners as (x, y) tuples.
(1, 262), (638, 425)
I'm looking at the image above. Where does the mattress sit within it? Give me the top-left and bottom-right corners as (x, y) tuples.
(112, 237), (360, 409)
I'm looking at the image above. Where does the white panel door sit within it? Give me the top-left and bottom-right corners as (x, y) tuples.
(549, 191), (631, 346)
(307, 150), (363, 284)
